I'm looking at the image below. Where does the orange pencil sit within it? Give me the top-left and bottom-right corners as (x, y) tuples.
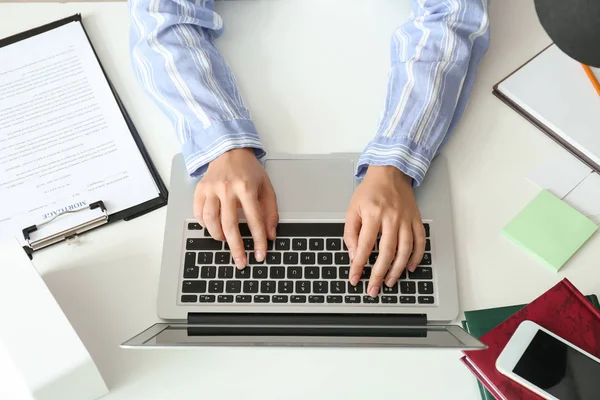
(582, 64), (600, 96)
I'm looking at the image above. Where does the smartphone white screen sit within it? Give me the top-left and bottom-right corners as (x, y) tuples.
(512, 330), (600, 399)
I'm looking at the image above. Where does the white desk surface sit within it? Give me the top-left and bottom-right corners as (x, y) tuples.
(2, 1), (599, 399)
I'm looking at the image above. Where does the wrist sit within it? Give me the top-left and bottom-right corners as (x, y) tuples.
(209, 148), (255, 170)
(365, 165), (412, 185)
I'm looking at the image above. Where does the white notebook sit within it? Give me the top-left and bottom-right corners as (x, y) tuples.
(494, 44), (600, 172)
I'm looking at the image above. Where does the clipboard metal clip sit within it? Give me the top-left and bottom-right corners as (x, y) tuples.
(22, 201), (109, 252)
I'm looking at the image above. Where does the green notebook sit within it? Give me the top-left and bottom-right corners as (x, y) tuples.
(502, 189), (598, 271)
(461, 294), (600, 400)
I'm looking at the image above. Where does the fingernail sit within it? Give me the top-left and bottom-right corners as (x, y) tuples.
(349, 248), (354, 261)
(408, 263), (418, 272)
(255, 250), (265, 262)
(386, 278), (396, 287)
(270, 227), (277, 238)
(350, 274), (360, 286)
(369, 286), (380, 297)
(234, 257), (245, 269)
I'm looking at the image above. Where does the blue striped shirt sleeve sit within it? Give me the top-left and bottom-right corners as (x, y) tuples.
(129, 0), (490, 185)
(128, 0), (264, 177)
(358, 0), (490, 185)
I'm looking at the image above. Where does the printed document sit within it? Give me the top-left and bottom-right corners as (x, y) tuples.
(0, 21), (160, 244)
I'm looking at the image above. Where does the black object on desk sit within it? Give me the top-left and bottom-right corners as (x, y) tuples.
(535, 0), (600, 67)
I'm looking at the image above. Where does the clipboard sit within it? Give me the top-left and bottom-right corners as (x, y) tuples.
(0, 14), (168, 257)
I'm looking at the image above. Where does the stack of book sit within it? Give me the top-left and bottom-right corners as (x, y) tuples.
(460, 279), (600, 399)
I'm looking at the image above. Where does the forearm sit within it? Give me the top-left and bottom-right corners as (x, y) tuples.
(358, 0), (490, 186)
(129, 0), (263, 177)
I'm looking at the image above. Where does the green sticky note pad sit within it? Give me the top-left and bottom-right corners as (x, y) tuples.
(503, 189), (598, 271)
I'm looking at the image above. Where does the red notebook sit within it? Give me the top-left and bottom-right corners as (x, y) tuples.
(461, 278), (600, 400)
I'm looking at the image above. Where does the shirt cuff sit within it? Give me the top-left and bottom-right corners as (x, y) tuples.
(182, 119), (265, 178)
(356, 136), (434, 187)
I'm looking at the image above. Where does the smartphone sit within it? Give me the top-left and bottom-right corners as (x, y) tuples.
(495, 320), (600, 400)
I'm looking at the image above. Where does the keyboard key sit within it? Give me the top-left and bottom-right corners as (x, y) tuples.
(305, 267), (320, 279)
(254, 295), (270, 303)
(345, 295), (361, 303)
(361, 267), (372, 279)
(296, 281), (311, 293)
(243, 280), (259, 293)
(334, 252), (350, 265)
(197, 252), (213, 265)
(363, 296), (380, 304)
(188, 222), (202, 230)
(187, 238), (222, 250)
(318, 252), (333, 265)
(226, 281), (241, 293)
(181, 295), (197, 303)
(343, 241), (348, 250)
(224, 242), (230, 250)
(236, 295), (252, 303)
(326, 238), (341, 251)
(369, 253), (379, 265)
(291, 295), (307, 303)
(278, 281), (293, 293)
(215, 252), (230, 265)
(199, 295), (216, 303)
(339, 267), (350, 279)
(182, 280), (207, 293)
(420, 253), (432, 265)
(309, 295), (325, 303)
(322, 267), (337, 279)
(218, 295), (234, 303)
(400, 270), (407, 280)
(208, 281), (224, 293)
(184, 266), (199, 279)
(409, 267), (433, 280)
(287, 267), (302, 279)
(348, 281), (364, 294)
(273, 295), (288, 303)
(201, 266), (217, 279)
(309, 239), (324, 250)
(382, 296), (398, 304)
(261, 281), (276, 293)
(293, 239), (308, 250)
(425, 239), (431, 252)
(383, 284), (399, 294)
(266, 253), (282, 264)
(418, 296), (435, 304)
(424, 223), (430, 237)
(267, 240), (274, 250)
(243, 239), (253, 251)
(313, 281), (328, 294)
(253, 266), (268, 279)
(330, 281), (346, 294)
(276, 239), (290, 250)
(400, 296), (416, 304)
(300, 252), (316, 264)
(284, 252), (299, 265)
(218, 266), (233, 279)
(270, 266), (285, 279)
(235, 267), (251, 279)
(418, 281), (434, 294)
(185, 252), (196, 268)
(249, 253), (264, 264)
(327, 295), (343, 303)
(400, 281), (416, 294)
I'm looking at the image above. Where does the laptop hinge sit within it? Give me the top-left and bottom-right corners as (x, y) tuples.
(187, 313), (427, 327)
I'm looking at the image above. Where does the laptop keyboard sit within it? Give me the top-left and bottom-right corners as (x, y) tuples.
(180, 221), (435, 306)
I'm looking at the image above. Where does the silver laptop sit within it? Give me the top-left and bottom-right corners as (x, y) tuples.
(122, 153), (485, 349)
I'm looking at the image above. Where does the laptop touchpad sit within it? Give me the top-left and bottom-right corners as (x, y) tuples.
(265, 159), (356, 213)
